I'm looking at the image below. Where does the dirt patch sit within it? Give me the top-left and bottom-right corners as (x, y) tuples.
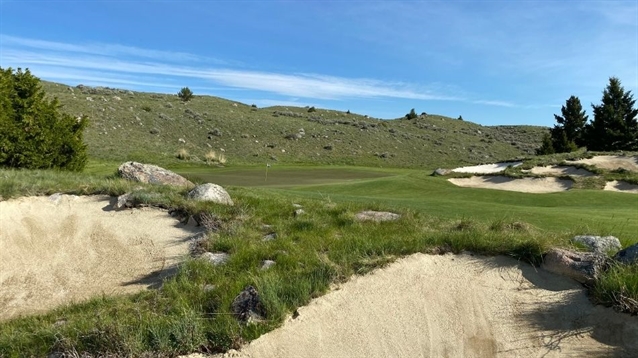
(451, 162), (522, 174)
(529, 165), (595, 177)
(570, 155), (638, 172)
(205, 254), (638, 358)
(604, 180), (638, 194)
(448, 176), (572, 193)
(0, 194), (200, 320)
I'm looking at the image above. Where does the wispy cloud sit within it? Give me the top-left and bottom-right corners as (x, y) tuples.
(1, 36), (462, 102)
(472, 100), (517, 108)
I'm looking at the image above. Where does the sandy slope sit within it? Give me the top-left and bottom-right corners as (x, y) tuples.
(604, 180), (638, 194)
(529, 165), (594, 177)
(448, 176), (572, 193)
(0, 194), (199, 320)
(451, 162), (523, 174)
(570, 155), (638, 172)
(200, 254), (637, 358)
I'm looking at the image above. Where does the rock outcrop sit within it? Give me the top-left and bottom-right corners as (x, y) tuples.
(614, 244), (638, 265)
(541, 248), (607, 284)
(118, 161), (193, 187)
(572, 235), (622, 254)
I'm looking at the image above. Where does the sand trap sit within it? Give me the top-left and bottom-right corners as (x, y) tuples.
(448, 176), (572, 193)
(570, 155), (638, 172)
(451, 162), (522, 174)
(206, 254), (637, 358)
(529, 165), (595, 177)
(0, 194), (199, 320)
(604, 180), (638, 194)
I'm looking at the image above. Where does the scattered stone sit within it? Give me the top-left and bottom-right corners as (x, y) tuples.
(261, 260), (276, 270)
(541, 248), (607, 284)
(201, 252), (230, 266)
(614, 244), (638, 265)
(118, 161), (194, 187)
(186, 215), (198, 226)
(293, 203), (303, 208)
(187, 183), (234, 206)
(572, 235), (621, 253)
(294, 209), (305, 217)
(112, 192), (133, 210)
(231, 285), (265, 322)
(354, 211), (401, 222)
(262, 233), (277, 242)
(432, 168), (451, 176)
(178, 138), (186, 144)
(203, 284), (216, 292)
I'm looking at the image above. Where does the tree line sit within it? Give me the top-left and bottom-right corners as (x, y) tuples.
(537, 77), (638, 154)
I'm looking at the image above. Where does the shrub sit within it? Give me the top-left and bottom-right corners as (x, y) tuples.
(308, 106), (316, 113)
(405, 108), (417, 120)
(141, 105), (152, 112)
(176, 148), (190, 160)
(0, 67), (88, 171)
(178, 87), (194, 102)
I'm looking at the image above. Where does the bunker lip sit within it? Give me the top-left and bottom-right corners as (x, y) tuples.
(451, 161), (522, 174)
(604, 180), (638, 193)
(197, 253), (638, 358)
(569, 155), (638, 172)
(0, 194), (200, 321)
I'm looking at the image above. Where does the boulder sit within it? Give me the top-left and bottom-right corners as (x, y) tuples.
(201, 252), (230, 266)
(354, 210), (401, 222)
(261, 260), (276, 270)
(614, 244), (638, 265)
(118, 161), (193, 187)
(541, 248), (607, 284)
(572, 235), (621, 253)
(432, 168), (451, 176)
(187, 183), (234, 205)
(231, 286), (265, 322)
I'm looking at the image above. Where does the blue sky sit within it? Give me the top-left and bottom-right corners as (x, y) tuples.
(1, 1), (636, 126)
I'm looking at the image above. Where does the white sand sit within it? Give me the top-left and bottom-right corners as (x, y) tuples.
(0, 194), (199, 320)
(448, 176), (572, 193)
(451, 162), (523, 174)
(529, 165), (595, 177)
(202, 254), (637, 358)
(604, 180), (638, 194)
(570, 155), (638, 172)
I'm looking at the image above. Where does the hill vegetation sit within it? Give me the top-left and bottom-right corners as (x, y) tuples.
(40, 81), (546, 169)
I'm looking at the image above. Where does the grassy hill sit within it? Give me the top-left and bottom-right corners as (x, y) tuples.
(42, 82), (547, 168)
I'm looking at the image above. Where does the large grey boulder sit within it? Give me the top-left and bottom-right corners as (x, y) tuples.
(614, 244), (638, 265)
(541, 248), (607, 284)
(572, 235), (622, 254)
(354, 210), (400, 222)
(187, 183), (234, 205)
(118, 161), (193, 187)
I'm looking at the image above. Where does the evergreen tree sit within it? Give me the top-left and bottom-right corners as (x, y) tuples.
(0, 67), (88, 171)
(554, 95), (587, 147)
(405, 108), (417, 120)
(586, 77), (638, 151)
(536, 132), (555, 155)
(177, 87), (193, 102)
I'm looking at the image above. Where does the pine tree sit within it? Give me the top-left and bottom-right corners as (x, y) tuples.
(536, 132), (555, 155)
(586, 77), (638, 151)
(0, 67), (88, 171)
(554, 95), (587, 147)
(405, 108), (417, 120)
(177, 87), (193, 102)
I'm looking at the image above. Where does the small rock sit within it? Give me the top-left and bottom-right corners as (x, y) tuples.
(294, 209), (305, 216)
(541, 248), (607, 284)
(231, 286), (265, 322)
(614, 244), (638, 265)
(432, 168), (451, 176)
(203, 284), (216, 292)
(187, 215), (198, 226)
(201, 252), (230, 266)
(292, 203), (303, 208)
(261, 260), (276, 270)
(262, 233), (277, 242)
(572, 235), (621, 253)
(113, 192), (133, 210)
(187, 183), (234, 205)
(354, 211), (401, 222)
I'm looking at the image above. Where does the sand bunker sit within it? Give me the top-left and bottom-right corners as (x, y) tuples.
(448, 176), (572, 193)
(604, 180), (638, 194)
(529, 165), (595, 177)
(451, 162), (522, 174)
(207, 254), (637, 358)
(0, 194), (199, 320)
(570, 155), (638, 172)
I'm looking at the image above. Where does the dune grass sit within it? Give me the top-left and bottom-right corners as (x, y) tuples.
(0, 165), (636, 356)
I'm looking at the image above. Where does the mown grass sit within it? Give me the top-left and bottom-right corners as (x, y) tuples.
(0, 166), (636, 356)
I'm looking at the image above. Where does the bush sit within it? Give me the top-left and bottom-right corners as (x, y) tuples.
(178, 87), (194, 102)
(308, 106), (316, 113)
(405, 108), (417, 120)
(0, 67), (88, 171)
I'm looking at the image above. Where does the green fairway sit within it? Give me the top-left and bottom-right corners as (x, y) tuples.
(177, 166), (399, 187)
